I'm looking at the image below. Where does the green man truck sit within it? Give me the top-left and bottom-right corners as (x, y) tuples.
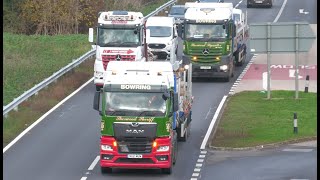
(93, 59), (193, 174)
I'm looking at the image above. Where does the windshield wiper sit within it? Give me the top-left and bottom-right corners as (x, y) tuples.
(136, 111), (155, 118)
(98, 42), (121, 47)
(118, 41), (137, 46)
(106, 110), (130, 116)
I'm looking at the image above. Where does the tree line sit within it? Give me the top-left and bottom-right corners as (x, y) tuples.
(3, 0), (152, 35)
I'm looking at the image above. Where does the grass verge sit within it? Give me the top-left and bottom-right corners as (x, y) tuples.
(3, 58), (94, 148)
(211, 91), (317, 148)
(3, 33), (91, 105)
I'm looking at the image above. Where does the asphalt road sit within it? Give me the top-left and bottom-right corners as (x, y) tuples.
(199, 0), (317, 179)
(203, 143), (317, 180)
(3, 0), (316, 180)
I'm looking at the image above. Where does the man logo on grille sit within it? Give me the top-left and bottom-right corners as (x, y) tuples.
(202, 48), (209, 55)
(131, 122), (139, 127)
(116, 54), (121, 61)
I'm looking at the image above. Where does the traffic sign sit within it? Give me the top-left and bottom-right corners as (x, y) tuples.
(249, 22), (316, 53)
(248, 22), (316, 99)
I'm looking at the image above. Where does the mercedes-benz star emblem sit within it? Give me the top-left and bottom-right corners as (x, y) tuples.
(202, 48), (209, 55)
(116, 54), (121, 61)
(131, 122), (139, 127)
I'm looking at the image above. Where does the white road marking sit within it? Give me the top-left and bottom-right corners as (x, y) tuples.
(197, 159), (204, 163)
(192, 173), (200, 177)
(88, 155), (100, 170)
(199, 154), (206, 158)
(3, 77), (94, 153)
(200, 150), (207, 154)
(273, 0), (288, 22)
(190, 178), (198, 180)
(205, 107), (212, 120)
(289, 69), (303, 79)
(282, 148), (313, 152)
(235, 0), (243, 8)
(194, 168), (201, 172)
(299, 9), (309, 14)
(200, 95), (227, 150)
(196, 163), (203, 168)
(80, 177), (87, 180)
(59, 112), (65, 117)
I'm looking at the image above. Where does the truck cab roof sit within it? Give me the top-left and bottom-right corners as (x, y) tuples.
(146, 16), (175, 27)
(104, 61), (174, 88)
(184, 3), (233, 21)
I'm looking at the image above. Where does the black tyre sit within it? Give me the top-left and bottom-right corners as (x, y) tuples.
(101, 167), (112, 174)
(162, 150), (173, 174)
(96, 85), (102, 91)
(224, 75), (230, 82)
(235, 52), (241, 66)
(180, 127), (189, 142)
(162, 167), (172, 174)
(173, 132), (178, 165)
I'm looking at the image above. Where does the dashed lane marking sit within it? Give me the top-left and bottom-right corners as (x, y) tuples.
(282, 148), (313, 152)
(88, 155), (100, 170)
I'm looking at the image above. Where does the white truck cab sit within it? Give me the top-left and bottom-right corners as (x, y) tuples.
(89, 11), (145, 91)
(146, 16), (178, 60)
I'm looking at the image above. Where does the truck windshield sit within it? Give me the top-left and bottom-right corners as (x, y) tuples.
(184, 23), (227, 41)
(98, 28), (140, 47)
(105, 92), (166, 116)
(147, 26), (172, 37)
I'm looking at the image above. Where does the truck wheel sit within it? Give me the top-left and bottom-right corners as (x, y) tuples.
(235, 52), (243, 66)
(96, 85), (102, 91)
(173, 132), (178, 165)
(101, 167), (112, 174)
(231, 61), (235, 78)
(180, 126), (188, 142)
(162, 166), (172, 174)
(162, 156), (173, 174)
(224, 75), (230, 82)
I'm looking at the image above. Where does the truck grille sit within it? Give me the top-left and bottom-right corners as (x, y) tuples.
(188, 48), (223, 64)
(148, 44), (166, 49)
(101, 55), (135, 70)
(117, 137), (153, 154)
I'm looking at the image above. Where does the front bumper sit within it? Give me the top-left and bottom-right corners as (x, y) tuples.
(100, 136), (172, 169)
(192, 63), (229, 78)
(248, 0), (272, 6)
(150, 48), (171, 58)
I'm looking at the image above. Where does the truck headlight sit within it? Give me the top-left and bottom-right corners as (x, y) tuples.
(157, 145), (170, 152)
(101, 145), (113, 151)
(220, 65), (228, 71)
(184, 64), (189, 70)
(95, 71), (103, 77)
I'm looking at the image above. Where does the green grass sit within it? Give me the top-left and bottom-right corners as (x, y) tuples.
(3, 33), (91, 105)
(212, 91), (317, 148)
(3, 59), (94, 147)
(142, 0), (169, 15)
